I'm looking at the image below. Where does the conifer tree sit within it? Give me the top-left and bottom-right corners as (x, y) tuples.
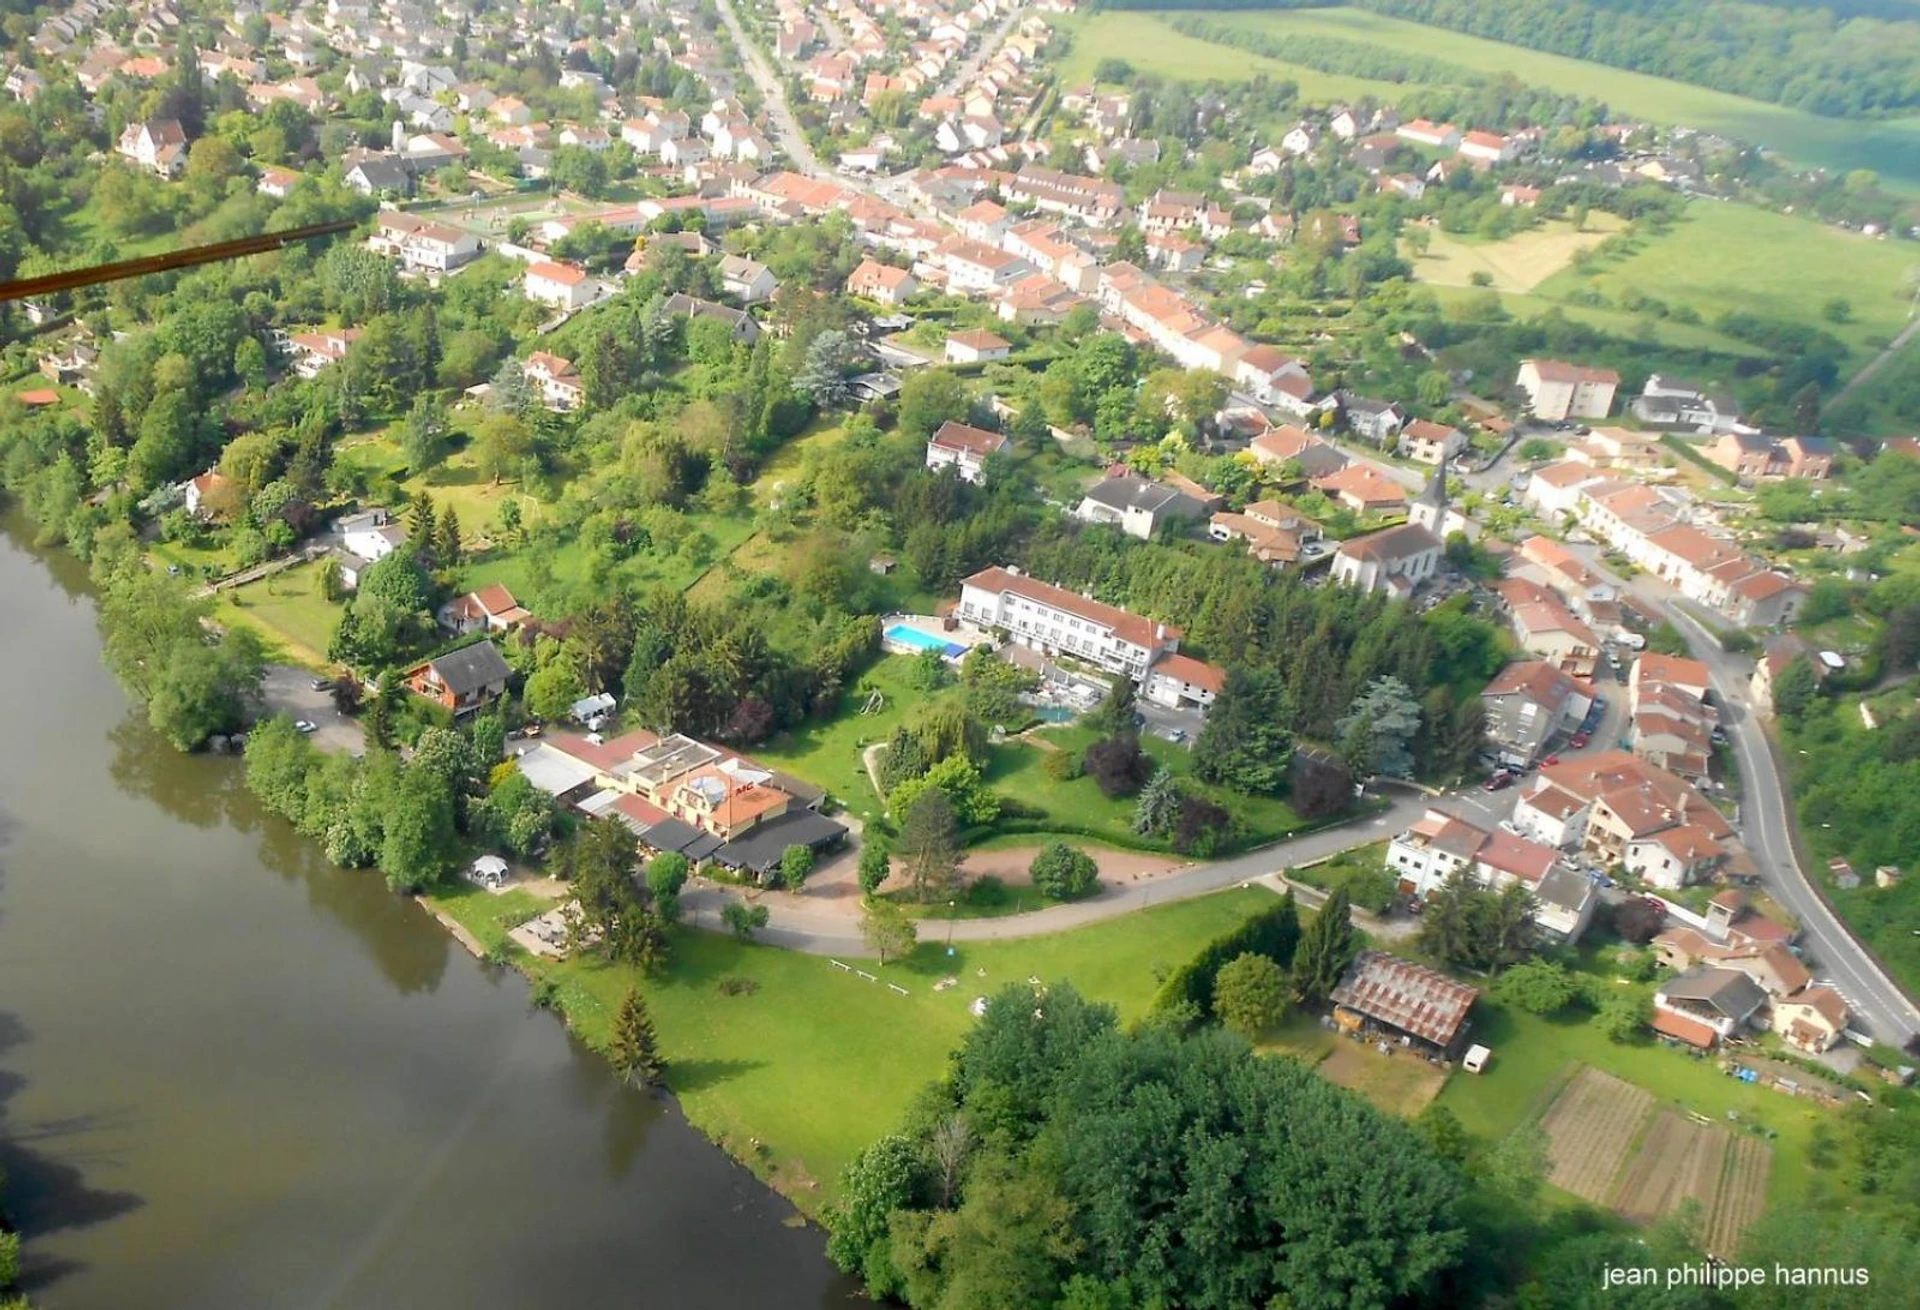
(609, 987), (665, 1087)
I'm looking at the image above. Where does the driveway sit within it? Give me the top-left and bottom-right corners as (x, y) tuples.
(259, 663), (366, 758)
(679, 789), (1432, 956)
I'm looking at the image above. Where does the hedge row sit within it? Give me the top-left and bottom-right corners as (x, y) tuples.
(1149, 894), (1302, 1025)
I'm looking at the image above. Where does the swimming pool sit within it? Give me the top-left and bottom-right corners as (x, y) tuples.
(1032, 706), (1078, 723)
(886, 624), (966, 658)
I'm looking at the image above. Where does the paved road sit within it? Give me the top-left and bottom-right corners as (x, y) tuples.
(935, 2), (1026, 100)
(259, 664), (366, 758)
(681, 789), (1433, 956)
(1832, 312), (1920, 405)
(1551, 542), (1920, 1044)
(712, 0), (822, 176)
(1669, 606), (1920, 1043)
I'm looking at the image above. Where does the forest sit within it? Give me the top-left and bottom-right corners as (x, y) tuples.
(1101, 0), (1920, 118)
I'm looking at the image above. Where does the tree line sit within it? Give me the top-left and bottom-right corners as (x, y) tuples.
(1107, 0), (1920, 118)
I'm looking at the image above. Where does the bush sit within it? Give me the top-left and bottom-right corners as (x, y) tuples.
(1083, 733), (1151, 798)
(1151, 895), (1302, 1024)
(1610, 896), (1667, 944)
(1171, 794), (1234, 856)
(722, 901), (771, 940)
(1029, 841), (1100, 901)
(1491, 959), (1580, 1015)
(964, 874), (1011, 910)
(1043, 748), (1084, 782)
(1213, 951), (1288, 1040)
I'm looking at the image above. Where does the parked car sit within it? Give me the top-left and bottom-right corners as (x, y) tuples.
(293, 720), (317, 734)
(1543, 754), (1560, 766)
(310, 677), (335, 692)
(1570, 732), (1590, 749)
(1484, 771), (1515, 792)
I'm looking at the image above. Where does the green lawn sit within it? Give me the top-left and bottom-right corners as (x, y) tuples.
(1052, 10), (1403, 105)
(1535, 201), (1920, 370)
(430, 881), (1281, 1214)
(751, 419), (851, 508)
(1166, 6), (1920, 190)
(1421, 285), (1767, 361)
(212, 562), (342, 669)
(752, 655), (926, 818)
(985, 725), (1306, 852)
(1408, 218), (1625, 295)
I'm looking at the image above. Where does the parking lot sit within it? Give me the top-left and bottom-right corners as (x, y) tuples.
(259, 664), (366, 758)
(1137, 701), (1205, 747)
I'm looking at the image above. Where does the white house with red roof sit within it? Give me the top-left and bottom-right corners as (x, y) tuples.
(1141, 652), (1225, 713)
(847, 258), (918, 305)
(524, 351), (584, 411)
(438, 584), (532, 635)
(1388, 807), (1595, 941)
(925, 420), (1009, 482)
(957, 566), (1181, 681)
(524, 260), (595, 310)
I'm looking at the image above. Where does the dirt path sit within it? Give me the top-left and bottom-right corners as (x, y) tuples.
(958, 845), (1187, 887)
(1834, 312), (1920, 403)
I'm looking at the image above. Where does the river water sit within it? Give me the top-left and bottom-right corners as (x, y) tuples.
(0, 515), (860, 1309)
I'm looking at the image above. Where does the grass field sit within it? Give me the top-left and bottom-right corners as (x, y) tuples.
(430, 881), (1280, 1213)
(1264, 1012), (1449, 1116)
(1536, 201), (1920, 367)
(1419, 285), (1768, 361)
(752, 419), (851, 508)
(1052, 10), (1401, 106)
(1407, 217), (1624, 294)
(213, 562), (341, 668)
(1434, 997), (1823, 1209)
(1142, 7), (1920, 190)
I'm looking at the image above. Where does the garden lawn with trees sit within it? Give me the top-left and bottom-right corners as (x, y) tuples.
(429, 880), (1282, 1215)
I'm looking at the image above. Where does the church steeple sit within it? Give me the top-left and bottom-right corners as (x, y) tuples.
(1410, 458), (1448, 534)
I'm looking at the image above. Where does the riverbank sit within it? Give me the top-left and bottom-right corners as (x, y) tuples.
(0, 516), (863, 1309)
(423, 879), (1286, 1218)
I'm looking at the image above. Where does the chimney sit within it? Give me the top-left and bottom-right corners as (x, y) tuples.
(1156, 623), (1167, 641)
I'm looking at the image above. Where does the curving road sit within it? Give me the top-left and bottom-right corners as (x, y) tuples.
(1669, 606), (1920, 1044)
(681, 790), (1432, 956)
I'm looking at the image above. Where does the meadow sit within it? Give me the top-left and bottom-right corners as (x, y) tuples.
(1052, 10), (1401, 106)
(430, 881), (1282, 1213)
(1535, 200), (1920, 365)
(1113, 7), (1920, 190)
(1408, 217), (1624, 295)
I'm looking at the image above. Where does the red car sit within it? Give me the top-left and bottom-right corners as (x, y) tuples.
(1569, 732), (1590, 749)
(1484, 771), (1515, 791)
(1543, 754), (1561, 766)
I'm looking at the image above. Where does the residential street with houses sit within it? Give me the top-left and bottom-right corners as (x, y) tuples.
(712, 0), (822, 178)
(1564, 545), (1920, 1044)
(1671, 605), (1920, 1044)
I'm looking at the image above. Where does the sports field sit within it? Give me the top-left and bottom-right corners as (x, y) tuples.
(1407, 216), (1624, 294)
(1069, 8), (1920, 189)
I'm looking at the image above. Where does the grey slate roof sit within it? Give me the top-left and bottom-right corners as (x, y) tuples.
(426, 640), (511, 696)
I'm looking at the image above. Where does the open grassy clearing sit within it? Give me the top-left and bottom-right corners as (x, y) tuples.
(1052, 10), (1401, 105)
(213, 561), (340, 669)
(429, 881), (1280, 1214)
(752, 419), (850, 508)
(1263, 1012), (1449, 1117)
(1536, 200), (1920, 367)
(1406, 217), (1624, 294)
(1420, 284), (1768, 360)
(1171, 6), (1920, 190)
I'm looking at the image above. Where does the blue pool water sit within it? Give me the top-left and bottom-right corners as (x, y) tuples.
(886, 624), (965, 657)
(1033, 706), (1078, 723)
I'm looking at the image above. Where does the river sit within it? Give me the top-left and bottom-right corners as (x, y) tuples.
(0, 513), (860, 1309)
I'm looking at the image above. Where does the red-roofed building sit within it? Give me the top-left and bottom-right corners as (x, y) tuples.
(958, 566), (1180, 681)
(925, 420), (1009, 483)
(1330, 951), (1479, 1056)
(847, 258), (918, 305)
(525, 260), (595, 310)
(1143, 651), (1225, 712)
